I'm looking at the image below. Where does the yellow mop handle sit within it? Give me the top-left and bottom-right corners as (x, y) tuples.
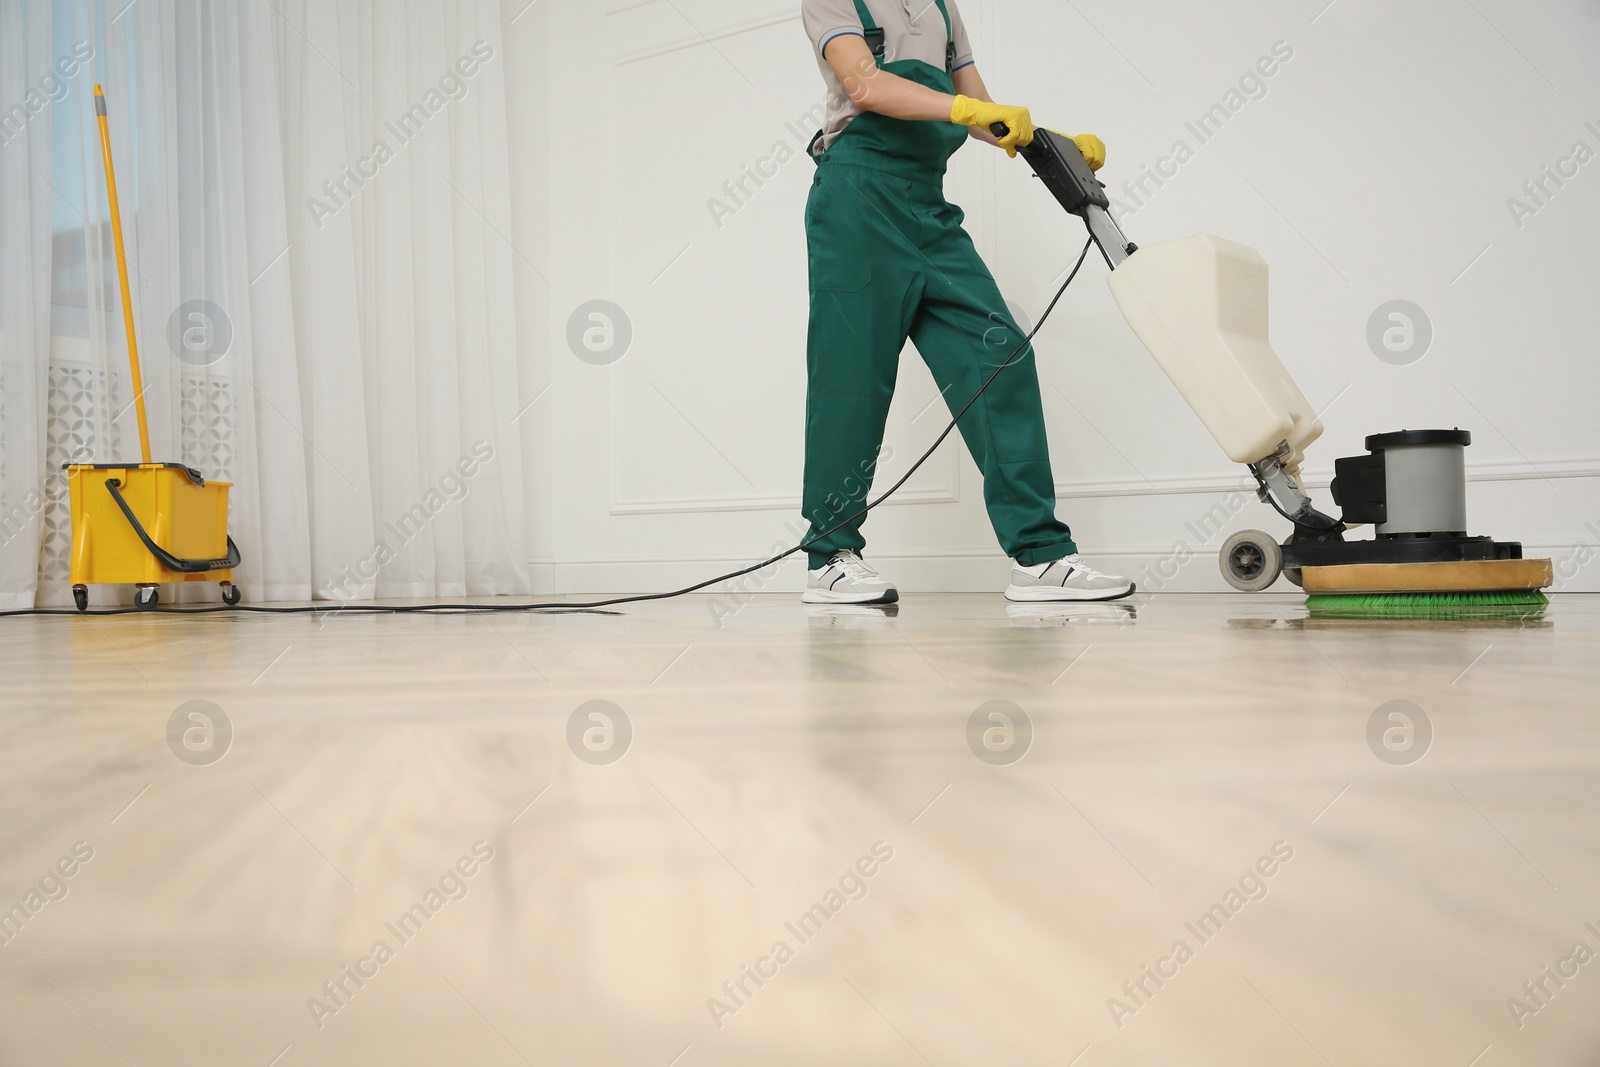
(94, 84), (152, 465)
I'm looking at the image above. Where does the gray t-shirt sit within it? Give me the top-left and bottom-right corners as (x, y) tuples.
(802, 0), (975, 152)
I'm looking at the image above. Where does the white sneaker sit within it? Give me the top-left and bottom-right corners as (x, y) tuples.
(802, 550), (899, 605)
(1005, 553), (1134, 602)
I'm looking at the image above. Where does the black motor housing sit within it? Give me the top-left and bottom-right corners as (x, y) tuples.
(1331, 429), (1474, 537)
(1284, 428), (1523, 571)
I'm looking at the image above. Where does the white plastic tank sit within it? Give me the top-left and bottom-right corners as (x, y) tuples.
(1107, 234), (1322, 476)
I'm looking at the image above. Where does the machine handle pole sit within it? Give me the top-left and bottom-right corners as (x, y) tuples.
(94, 85), (152, 465)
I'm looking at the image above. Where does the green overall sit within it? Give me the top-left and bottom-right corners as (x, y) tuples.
(802, 0), (1078, 569)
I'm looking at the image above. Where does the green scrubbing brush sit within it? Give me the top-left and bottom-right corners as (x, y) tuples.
(1300, 559), (1554, 618)
(1305, 589), (1549, 619)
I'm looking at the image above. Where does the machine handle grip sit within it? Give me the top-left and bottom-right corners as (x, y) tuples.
(990, 122), (1010, 139)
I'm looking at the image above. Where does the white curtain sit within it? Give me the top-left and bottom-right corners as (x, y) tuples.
(0, 0), (528, 608)
(0, 2), (56, 609)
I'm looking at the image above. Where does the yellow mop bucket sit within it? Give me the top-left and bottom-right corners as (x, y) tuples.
(67, 463), (240, 611)
(69, 87), (243, 612)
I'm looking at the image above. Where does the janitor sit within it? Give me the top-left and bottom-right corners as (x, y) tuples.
(799, 0), (1135, 604)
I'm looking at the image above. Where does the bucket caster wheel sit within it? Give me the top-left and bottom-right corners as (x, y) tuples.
(134, 586), (160, 610)
(72, 585), (89, 613)
(1220, 530), (1283, 592)
(221, 582), (241, 606)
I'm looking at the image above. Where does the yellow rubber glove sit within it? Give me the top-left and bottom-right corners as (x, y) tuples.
(950, 94), (1035, 157)
(1071, 133), (1106, 172)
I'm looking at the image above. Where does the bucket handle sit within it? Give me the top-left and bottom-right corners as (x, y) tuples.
(104, 478), (243, 574)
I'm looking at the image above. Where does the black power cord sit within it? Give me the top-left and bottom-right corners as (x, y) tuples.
(3, 237), (1097, 619)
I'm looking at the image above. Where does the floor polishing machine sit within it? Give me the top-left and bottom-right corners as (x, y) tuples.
(1008, 127), (1553, 605)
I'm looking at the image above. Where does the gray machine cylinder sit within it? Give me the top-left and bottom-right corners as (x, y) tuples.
(1370, 429), (1469, 536)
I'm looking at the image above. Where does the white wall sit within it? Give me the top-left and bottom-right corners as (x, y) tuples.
(504, 0), (1600, 595)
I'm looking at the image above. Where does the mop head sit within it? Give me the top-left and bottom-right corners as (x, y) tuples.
(1305, 589), (1549, 619)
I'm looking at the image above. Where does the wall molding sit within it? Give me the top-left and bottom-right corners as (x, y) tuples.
(1454, 458), (1600, 484)
(1053, 472), (1251, 500)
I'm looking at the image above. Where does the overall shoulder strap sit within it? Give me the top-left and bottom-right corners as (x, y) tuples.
(850, 0), (886, 62)
(932, 0), (955, 72)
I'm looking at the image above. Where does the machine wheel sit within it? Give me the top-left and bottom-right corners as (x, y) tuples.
(1220, 530), (1284, 592)
(72, 585), (89, 613)
(221, 582), (242, 606)
(134, 586), (160, 611)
